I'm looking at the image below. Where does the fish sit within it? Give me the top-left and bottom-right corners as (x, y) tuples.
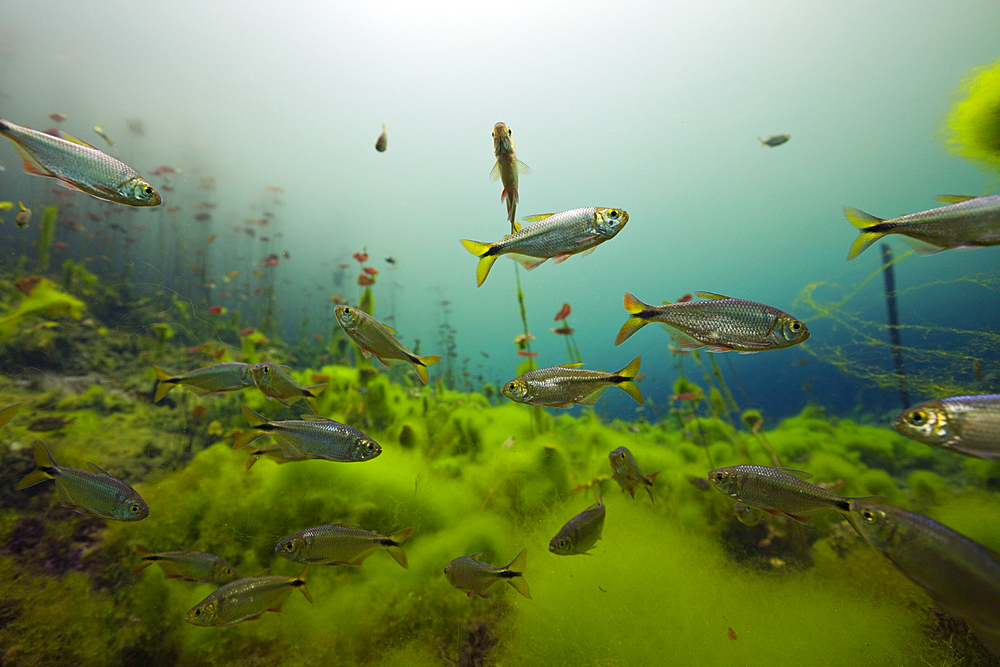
(845, 195), (1000, 261)
(15, 441), (148, 521)
(609, 446), (659, 502)
(49, 113), (68, 123)
(15, 201), (30, 228)
(0, 118), (160, 206)
(242, 440), (311, 470)
(26, 416), (76, 432)
(733, 502), (764, 527)
(549, 490), (605, 555)
(445, 548), (531, 600)
(0, 201), (12, 210)
(185, 566), (312, 626)
(0, 403), (20, 427)
(375, 123), (387, 152)
(501, 356), (644, 408)
(708, 465), (883, 522)
(250, 362), (327, 412)
(615, 291), (809, 352)
(276, 524), (414, 568)
(892, 395), (1000, 461)
(848, 500), (1000, 657)
(153, 362), (255, 402)
(460, 207), (628, 287)
(334, 306), (441, 384)
(385, 256), (396, 265)
(132, 545), (237, 583)
(490, 122), (531, 231)
(234, 405), (382, 463)
(758, 134), (790, 147)
(608, 447), (660, 503)
(91, 124), (113, 146)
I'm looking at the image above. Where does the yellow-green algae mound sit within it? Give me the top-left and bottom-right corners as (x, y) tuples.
(1, 366), (999, 667)
(947, 58), (1000, 173)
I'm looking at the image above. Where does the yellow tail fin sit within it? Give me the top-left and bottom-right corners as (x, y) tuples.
(0, 403), (20, 428)
(153, 366), (177, 402)
(294, 565), (313, 603)
(615, 355), (644, 405)
(385, 526), (414, 569)
(844, 207), (887, 260)
(460, 239), (499, 287)
(503, 548), (531, 599)
(410, 355), (441, 385)
(15, 441), (58, 490)
(131, 545), (157, 576)
(616, 294), (653, 346)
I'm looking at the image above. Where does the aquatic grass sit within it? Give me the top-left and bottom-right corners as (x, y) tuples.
(946, 58), (1000, 172)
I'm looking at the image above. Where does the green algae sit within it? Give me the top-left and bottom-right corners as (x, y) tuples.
(2, 343), (1000, 666)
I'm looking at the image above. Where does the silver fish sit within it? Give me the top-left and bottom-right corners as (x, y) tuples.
(549, 491), (605, 556)
(234, 405), (381, 463)
(276, 524), (413, 568)
(460, 207), (628, 286)
(609, 446), (658, 503)
(502, 356), (643, 408)
(445, 548), (530, 600)
(185, 566), (311, 626)
(893, 395), (1000, 461)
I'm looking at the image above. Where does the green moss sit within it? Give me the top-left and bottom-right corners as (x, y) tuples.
(946, 58), (1000, 172)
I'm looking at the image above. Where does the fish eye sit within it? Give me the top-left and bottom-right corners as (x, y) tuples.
(365, 442), (375, 451)
(285, 543), (295, 551)
(609, 210), (618, 219)
(143, 186), (153, 195)
(130, 504), (139, 514)
(790, 321), (801, 332)
(194, 609), (202, 616)
(908, 410), (927, 425)
(862, 510), (877, 522)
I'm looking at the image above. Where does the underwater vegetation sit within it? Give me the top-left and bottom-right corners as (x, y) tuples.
(947, 58), (1000, 173)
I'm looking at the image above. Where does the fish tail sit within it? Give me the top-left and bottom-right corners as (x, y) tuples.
(131, 545), (157, 576)
(844, 207), (887, 261)
(0, 403), (20, 428)
(616, 293), (653, 345)
(293, 565), (313, 603)
(410, 354), (442, 385)
(645, 471), (660, 504)
(503, 548), (531, 599)
(245, 452), (262, 470)
(460, 240), (499, 287)
(384, 526), (414, 569)
(153, 366), (177, 402)
(304, 384), (326, 413)
(241, 404), (268, 427)
(234, 405), (268, 449)
(614, 355), (645, 406)
(15, 441), (58, 490)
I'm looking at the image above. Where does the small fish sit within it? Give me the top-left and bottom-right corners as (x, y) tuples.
(733, 502), (764, 527)
(334, 306), (441, 384)
(502, 356), (644, 408)
(445, 548), (531, 600)
(385, 256), (396, 265)
(615, 291), (809, 353)
(250, 362), (326, 412)
(15, 201), (30, 228)
(490, 122), (531, 231)
(845, 195), (1000, 261)
(276, 524), (413, 568)
(49, 113), (68, 123)
(758, 134), (790, 147)
(708, 465), (882, 522)
(848, 500), (1000, 657)
(609, 446), (659, 502)
(0, 404), (21, 427)
(153, 363), (254, 402)
(91, 124), (113, 146)
(185, 566), (312, 626)
(242, 441), (310, 471)
(26, 416), (76, 432)
(234, 405), (381, 463)
(132, 545), (237, 583)
(15, 441), (148, 521)
(375, 123), (387, 152)
(549, 490), (605, 556)
(892, 395), (1000, 461)
(0, 118), (160, 206)
(461, 207), (628, 287)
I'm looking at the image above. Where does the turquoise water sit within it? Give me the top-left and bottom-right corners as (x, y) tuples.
(2, 1), (1000, 665)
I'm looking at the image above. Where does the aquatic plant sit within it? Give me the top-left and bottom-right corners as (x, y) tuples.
(946, 57), (1000, 172)
(36, 206), (57, 272)
(0, 277), (85, 335)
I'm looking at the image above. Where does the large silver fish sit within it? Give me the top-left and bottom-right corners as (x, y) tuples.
(445, 548), (530, 600)
(848, 500), (1000, 657)
(460, 207), (628, 287)
(185, 566), (311, 626)
(502, 356), (643, 408)
(153, 362), (254, 402)
(0, 118), (161, 206)
(892, 394), (1000, 461)
(276, 524), (413, 568)
(549, 491), (605, 556)
(15, 441), (148, 521)
(234, 405), (381, 463)
(615, 291), (809, 352)
(845, 195), (1000, 261)
(132, 545), (237, 584)
(334, 305), (441, 384)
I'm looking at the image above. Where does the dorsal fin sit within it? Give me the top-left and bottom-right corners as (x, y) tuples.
(86, 462), (115, 477)
(557, 363), (585, 369)
(935, 194), (977, 204)
(522, 213), (554, 223)
(778, 468), (813, 480)
(468, 552), (484, 561)
(299, 414), (334, 422)
(693, 291), (731, 301)
(58, 131), (99, 150)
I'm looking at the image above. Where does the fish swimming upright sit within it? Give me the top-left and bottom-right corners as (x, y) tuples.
(445, 548), (531, 600)
(185, 566), (312, 627)
(844, 195), (1000, 261)
(615, 291), (809, 352)
(251, 362), (327, 412)
(549, 490), (606, 556)
(502, 356), (644, 408)
(609, 446), (658, 502)
(892, 395), (1000, 461)
(16, 441), (148, 521)
(461, 207), (628, 287)
(334, 305), (441, 384)
(234, 405), (382, 463)
(708, 465), (883, 523)
(491, 122), (531, 231)
(375, 123), (387, 152)
(758, 134), (790, 147)
(276, 523), (414, 568)
(153, 362), (255, 402)
(848, 500), (1000, 657)
(132, 545), (237, 584)
(15, 201), (30, 228)
(0, 118), (160, 206)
